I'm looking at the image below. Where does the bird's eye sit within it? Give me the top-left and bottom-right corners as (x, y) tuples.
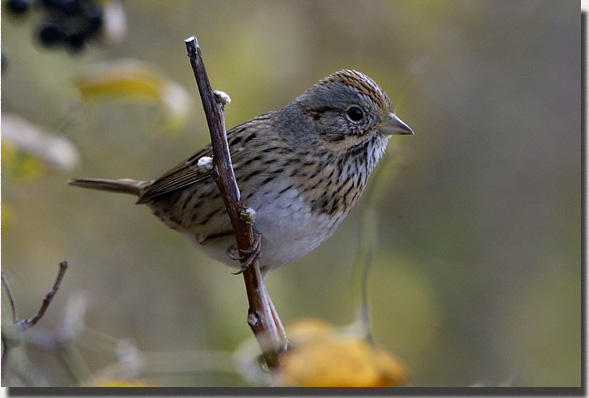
(346, 106), (364, 122)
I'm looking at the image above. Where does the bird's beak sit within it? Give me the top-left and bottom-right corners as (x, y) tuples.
(378, 112), (414, 135)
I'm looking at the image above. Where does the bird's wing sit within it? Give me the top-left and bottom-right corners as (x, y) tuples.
(135, 114), (272, 204)
(135, 139), (253, 205)
(136, 145), (208, 204)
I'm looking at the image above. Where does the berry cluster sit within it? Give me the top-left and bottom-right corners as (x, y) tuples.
(5, 0), (104, 52)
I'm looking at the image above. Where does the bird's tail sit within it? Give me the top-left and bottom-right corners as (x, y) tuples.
(67, 178), (147, 197)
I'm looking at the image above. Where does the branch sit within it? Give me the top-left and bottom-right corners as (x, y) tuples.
(184, 36), (287, 369)
(2, 272), (19, 323)
(2, 261), (69, 376)
(13, 261), (69, 333)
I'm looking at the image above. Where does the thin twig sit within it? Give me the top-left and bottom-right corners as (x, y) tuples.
(2, 271), (19, 323)
(1, 271), (19, 377)
(184, 36), (287, 369)
(1, 336), (8, 378)
(2, 261), (69, 379)
(352, 151), (403, 342)
(13, 261), (69, 333)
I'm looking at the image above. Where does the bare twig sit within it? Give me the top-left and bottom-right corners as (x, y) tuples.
(2, 272), (19, 323)
(184, 36), (287, 369)
(13, 261), (69, 333)
(2, 261), (69, 378)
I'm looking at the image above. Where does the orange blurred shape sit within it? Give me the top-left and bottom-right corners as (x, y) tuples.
(85, 379), (158, 387)
(275, 318), (409, 387)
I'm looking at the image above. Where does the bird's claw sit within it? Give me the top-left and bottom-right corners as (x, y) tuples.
(226, 245), (242, 261)
(229, 232), (262, 275)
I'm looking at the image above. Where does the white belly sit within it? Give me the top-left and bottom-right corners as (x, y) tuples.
(181, 186), (342, 272)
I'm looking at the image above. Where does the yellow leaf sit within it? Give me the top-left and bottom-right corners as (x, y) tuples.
(284, 318), (334, 342)
(74, 59), (193, 131)
(275, 318), (409, 387)
(83, 378), (158, 387)
(1, 114), (79, 175)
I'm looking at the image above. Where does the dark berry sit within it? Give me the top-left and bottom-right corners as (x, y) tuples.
(83, 0), (102, 19)
(6, 0), (30, 15)
(38, 24), (65, 47)
(41, 0), (80, 15)
(66, 32), (86, 52)
(41, 0), (63, 9)
(85, 8), (103, 36)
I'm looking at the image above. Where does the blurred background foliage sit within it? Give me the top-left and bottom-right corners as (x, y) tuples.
(1, 0), (581, 387)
